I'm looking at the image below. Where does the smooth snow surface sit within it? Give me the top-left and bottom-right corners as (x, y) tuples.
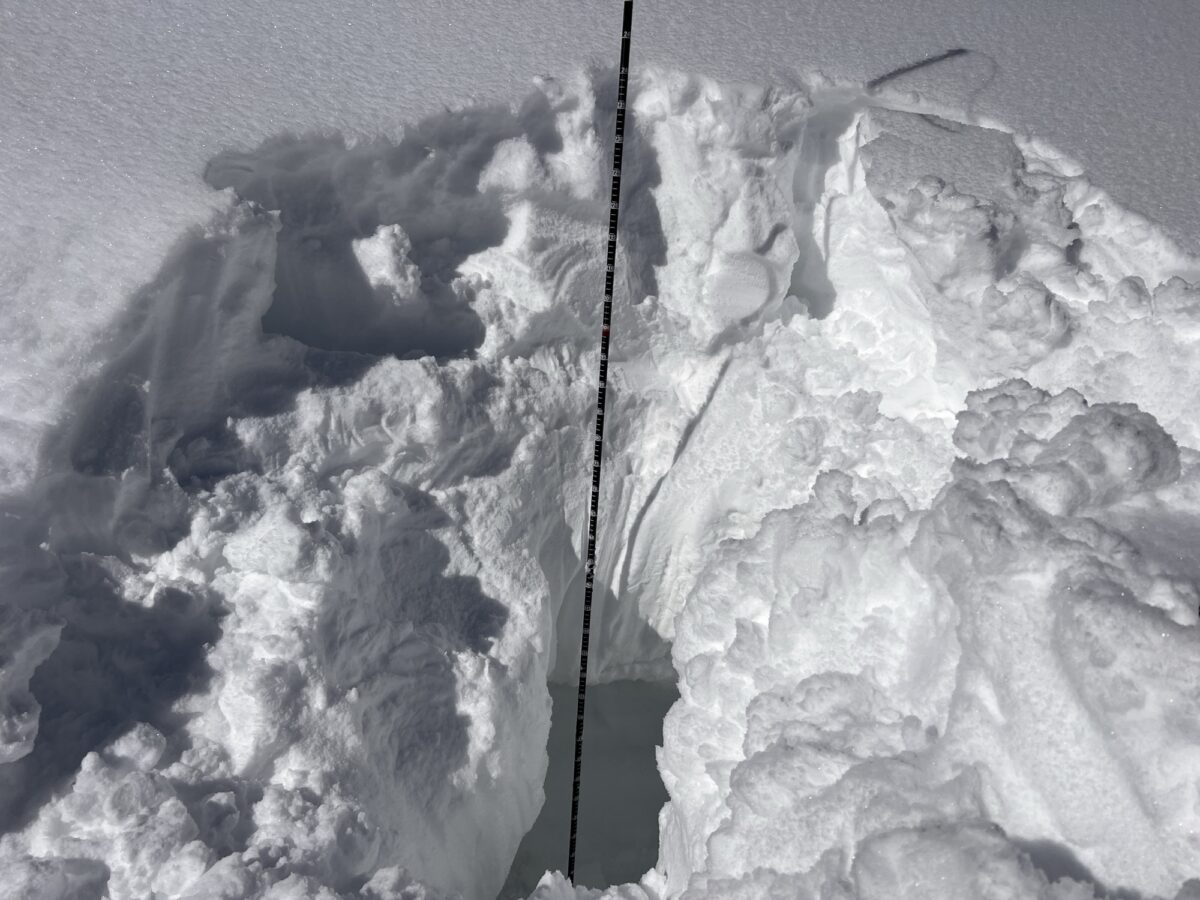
(3, 60), (1200, 900)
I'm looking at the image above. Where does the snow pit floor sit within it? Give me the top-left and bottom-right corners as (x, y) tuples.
(3, 64), (1200, 900)
(500, 680), (678, 898)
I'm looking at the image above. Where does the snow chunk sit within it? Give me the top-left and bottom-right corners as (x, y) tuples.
(353, 225), (423, 298)
(955, 379), (1180, 515)
(478, 138), (548, 194)
(0, 607), (61, 764)
(954, 379), (1088, 463)
(13, 726), (212, 899)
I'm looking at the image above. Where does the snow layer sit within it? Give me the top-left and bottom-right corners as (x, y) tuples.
(4, 64), (1200, 900)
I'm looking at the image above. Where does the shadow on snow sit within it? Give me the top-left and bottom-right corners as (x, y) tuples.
(0, 94), (555, 846)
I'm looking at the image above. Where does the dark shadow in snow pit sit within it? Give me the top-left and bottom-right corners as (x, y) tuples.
(498, 679), (678, 898)
(1011, 838), (1148, 900)
(782, 104), (855, 321)
(38, 214), (377, 511)
(39, 90), (565, 515)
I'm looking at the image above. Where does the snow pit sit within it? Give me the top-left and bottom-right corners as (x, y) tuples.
(3, 63), (1200, 900)
(500, 680), (678, 898)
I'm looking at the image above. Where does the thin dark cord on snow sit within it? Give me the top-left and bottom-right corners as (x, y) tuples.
(567, 0), (633, 885)
(866, 47), (969, 91)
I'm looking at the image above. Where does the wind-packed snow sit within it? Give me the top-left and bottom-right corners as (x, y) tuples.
(4, 45), (1200, 900)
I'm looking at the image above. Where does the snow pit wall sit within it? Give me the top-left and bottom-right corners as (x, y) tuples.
(499, 679), (678, 898)
(3, 64), (1200, 900)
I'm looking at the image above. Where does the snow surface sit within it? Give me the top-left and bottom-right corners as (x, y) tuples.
(4, 0), (1200, 492)
(4, 37), (1200, 900)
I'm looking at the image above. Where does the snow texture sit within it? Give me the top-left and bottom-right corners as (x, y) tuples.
(4, 0), (1200, 494)
(3, 56), (1200, 900)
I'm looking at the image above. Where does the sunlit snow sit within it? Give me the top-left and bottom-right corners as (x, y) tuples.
(2, 43), (1200, 900)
